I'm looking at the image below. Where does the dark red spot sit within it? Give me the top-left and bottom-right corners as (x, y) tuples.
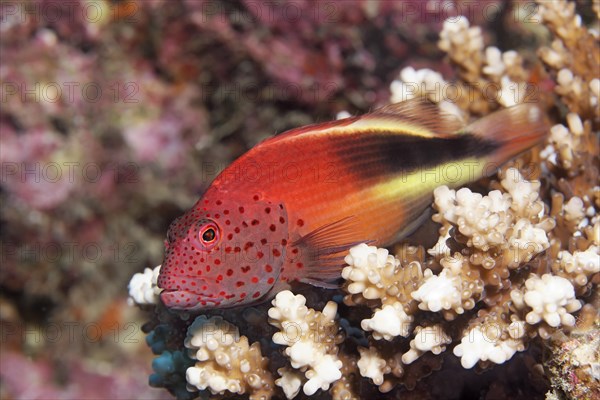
(242, 221), (248, 228)
(265, 207), (271, 214)
(292, 249), (298, 254)
(253, 195), (259, 201)
(225, 246), (232, 253)
(216, 200), (222, 205)
(200, 258), (205, 262)
(281, 239), (287, 246)
(244, 242), (254, 251)
(197, 270), (202, 275)
(279, 217), (285, 224)
(268, 277), (275, 284)
(273, 249), (281, 257)
(225, 220), (231, 225)
(241, 266), (251, 273)
(217, 274), (223, 281)
(251, 219), (259, 226)
(224, 210), (229, 215)
(202, 285), (208, 290)
(261, 238), (267, 245)
(297, 219), (304, 227)
(239, 207), (244, 213)
(215, 259), (221, 265)
(204, 199), (209, 204)
(240, 292), (246, 298)
(296, 262), (304, 269)
(234, 227), (240, 233)
(257, 251), (264, 259)
(227, 233), (233, 240)
(219, 290), (226, 296)
(234, 246), (241, 253)
(206, 213), (210, 217)
(191, 281), (197, 286)
(226, 269), (233, 276)
(206, 265), (211, 272)
(269, 224), (276, 232)
(253, 291), (261, 298)
(215, 213), (220, 219)
(236, 281), (245, 287)
(265, 264), (273, 272)
(251, 277), (259, 283)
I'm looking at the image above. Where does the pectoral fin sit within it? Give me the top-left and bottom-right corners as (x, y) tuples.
(292, 216), (371, 284)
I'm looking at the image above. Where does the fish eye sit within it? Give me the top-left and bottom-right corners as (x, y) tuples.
(201, 227), (216, 242)
(194, 219), (220, 250)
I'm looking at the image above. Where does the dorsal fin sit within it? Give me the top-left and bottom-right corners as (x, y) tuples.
(265, 99), (465, 146)
(355, 98), (465, 138)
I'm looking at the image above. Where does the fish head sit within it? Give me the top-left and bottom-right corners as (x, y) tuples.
(157, 191), (289, 311)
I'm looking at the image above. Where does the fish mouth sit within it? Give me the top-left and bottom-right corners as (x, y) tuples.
(159, 289), (221, 310)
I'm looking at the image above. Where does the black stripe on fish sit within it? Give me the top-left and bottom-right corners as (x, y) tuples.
(331, 131), (502, 178)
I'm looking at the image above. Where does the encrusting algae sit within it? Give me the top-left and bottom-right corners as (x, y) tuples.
(129, 3), (599, 399)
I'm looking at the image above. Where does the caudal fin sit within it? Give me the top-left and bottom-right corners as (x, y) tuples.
(465, 103), (550, 167)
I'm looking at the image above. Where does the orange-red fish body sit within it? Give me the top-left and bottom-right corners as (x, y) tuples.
(158, 100), (548, 310)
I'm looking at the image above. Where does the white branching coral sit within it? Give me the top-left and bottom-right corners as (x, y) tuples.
(268, 290), (343, 396)
(555, 245), (600, 287)
(537, 0), (598, 118)
(410, 253), (484, 319)
(275, 368), (303, 400)
(357, 346), (389, 386)
(453, 325), (524, 369)
(546, 122), (581, 169)
(482, 46), (527, 107)
(127, 265), (161, 305)
(511, 274), (582, 328)
(432, 186), (513, 252)
(361, 301), (412, 340)
(184, 316), (273, 399)
(389, 66), (465, 122)
(411, 266), (465, 314)
(390, 66), (447, 103)
(342, 242), (424, 310)
(433, 168), (553, 270)
(342, 244), (401, 301)
(402, 325), (452, 364)
(438, 16), (484, 72)
(342, 244), (418, 339)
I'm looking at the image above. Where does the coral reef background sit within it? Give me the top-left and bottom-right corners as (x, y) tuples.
(1, 1), (598, 399)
